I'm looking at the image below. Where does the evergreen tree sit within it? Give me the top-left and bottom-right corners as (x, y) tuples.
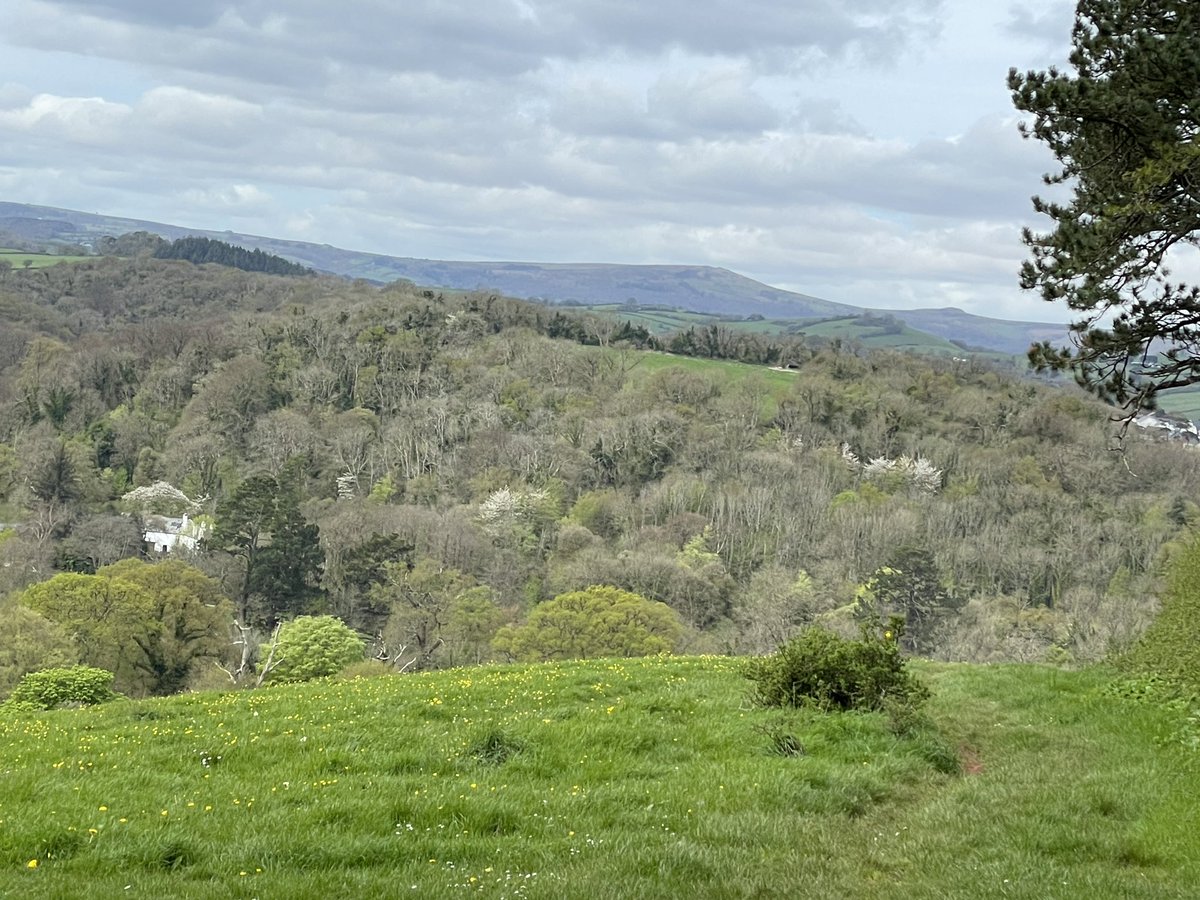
(857, 548), (961, 656)
(213, 461), (324, 626)
(1011, 0), (1200, 416)
(154, 236), (312, 276)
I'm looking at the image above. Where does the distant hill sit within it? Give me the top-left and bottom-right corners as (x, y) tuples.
(0, 200), (1067, 354)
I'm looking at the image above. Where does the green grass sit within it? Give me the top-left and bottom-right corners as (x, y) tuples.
(627, 349), (798, 389)
(0, 657), (1196, 898)
(0, 249), (92, 269)
(621, 350), (799, 420)
(1158, 384), (1200, 420)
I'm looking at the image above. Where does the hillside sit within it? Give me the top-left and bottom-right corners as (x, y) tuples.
(0, 254), (1194, 690)
(0, 201), (1067, 354)
(0, 657), (1196, 898)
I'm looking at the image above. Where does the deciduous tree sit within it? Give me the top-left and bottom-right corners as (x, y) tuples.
(492, 585), (682, 662)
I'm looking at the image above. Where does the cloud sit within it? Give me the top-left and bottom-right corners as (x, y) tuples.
(1004, 2), (1075, 49)
(179, 183), (273, 217)
(14, 0), (943, 89)
(0, 93), (130, 145)
(136, 87), (263, 145)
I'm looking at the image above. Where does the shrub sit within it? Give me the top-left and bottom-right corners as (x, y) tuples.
(7, 665), (119, 710)
(261, 615), (365, 685)
(746, 618), (929, 713)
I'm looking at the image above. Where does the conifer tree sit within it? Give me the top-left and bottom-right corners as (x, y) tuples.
(1010, 0), (1200, 417)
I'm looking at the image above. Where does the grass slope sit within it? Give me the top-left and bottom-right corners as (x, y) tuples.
(0, 249), (91, 269)
(1157, 384), (1200, 419)
(0, 657), (1195, 899)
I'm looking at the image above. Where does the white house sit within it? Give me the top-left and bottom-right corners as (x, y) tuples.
(143, 514), (206, 554)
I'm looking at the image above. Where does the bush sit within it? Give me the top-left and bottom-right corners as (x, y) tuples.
(746, 619), (929, 713)
(261, 615), (365, 685)
(7, 665), (119, 710)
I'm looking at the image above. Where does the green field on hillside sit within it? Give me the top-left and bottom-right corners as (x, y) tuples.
(1158, 385), (1200, 420)
(0, 249), (92, 269)
(581, 303), (1018, 362)
(0, 657), (1196, 899)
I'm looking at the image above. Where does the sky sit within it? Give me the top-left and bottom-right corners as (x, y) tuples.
(0, 0), (1082, 322)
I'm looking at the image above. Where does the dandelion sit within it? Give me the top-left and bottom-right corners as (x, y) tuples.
(26, 859), (38, 869)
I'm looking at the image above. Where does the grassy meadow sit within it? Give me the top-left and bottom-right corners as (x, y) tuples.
(0, 249), (92, 269)
(0, 656), (1196, 899)
(1157, 384), (1200, 420)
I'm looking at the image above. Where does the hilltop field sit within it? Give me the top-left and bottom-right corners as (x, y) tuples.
(1, 656), (1197, 899)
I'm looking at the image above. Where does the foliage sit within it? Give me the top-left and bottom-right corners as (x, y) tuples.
(97, 559), (234, 695)
(0, 253), (1193, 674)
(55, 514), (145, 574)
(732, 567), (823, 655)
(153, 236), (312, 276)
(213, 462), (324, 625)
(746, 619), (929, 713)
(856, 548), (962, 656)
(260, 615), (364, 684)
(1011, 0), (1200, 414)
(0, 602), (79, 700)
(120, 481), (197, 515)
(18, 562), (232, 696)
(492, 586), (683, 662)
(19, 572), (155, 694)
(371, 559), (500, 670)
(6, 665), (118, 710)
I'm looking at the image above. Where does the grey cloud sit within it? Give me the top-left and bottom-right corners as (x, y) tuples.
(21, 0), (944, 89)
(1004, 2), (1074, 46)
(646, 69), (781, 136)
(48, 0), (229, 28)
(545, 66), (781, 142)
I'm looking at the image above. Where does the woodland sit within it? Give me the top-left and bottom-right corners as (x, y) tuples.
(1, 251), (1197, 697)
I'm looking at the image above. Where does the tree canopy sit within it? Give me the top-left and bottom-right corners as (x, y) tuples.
(492, 586), (682, 662)
(1010, 0), (1200, 416)
(153, 236), (312, 277)
(18, 560), (232, 696)
(0, 249), (1196, 677)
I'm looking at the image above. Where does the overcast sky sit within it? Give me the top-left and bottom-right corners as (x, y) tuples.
(0, 0), (1081, 321)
